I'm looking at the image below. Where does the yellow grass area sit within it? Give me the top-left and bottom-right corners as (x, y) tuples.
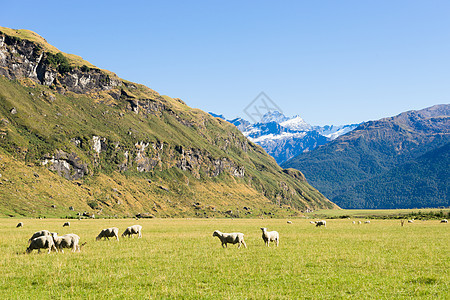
(0, 218), (448, 298)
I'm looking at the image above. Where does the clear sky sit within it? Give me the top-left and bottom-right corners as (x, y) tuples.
(2, 0), (449, 125)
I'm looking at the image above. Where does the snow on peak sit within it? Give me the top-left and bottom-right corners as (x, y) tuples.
(280, 115), (312, 131)
(260, 111), (290, 124)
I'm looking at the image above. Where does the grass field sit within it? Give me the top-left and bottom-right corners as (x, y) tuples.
(0, 218), (448, 299)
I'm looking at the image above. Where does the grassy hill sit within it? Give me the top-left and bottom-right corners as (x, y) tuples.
(0, 27), (336, 218)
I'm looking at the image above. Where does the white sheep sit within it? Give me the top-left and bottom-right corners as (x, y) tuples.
(96, 227), (119, 241)
(315, 220), (326, 227)
(27, 235), (57, 254)
(287, 221), (292, 224)
(51, 233), (81, 253)
(63, 222), (70, 227)
(365, 220), (371, 224)
(16, 222), (23, 228)
(441, 219), (448, 223)
(122, 225), (142, 238)
(260, 227), (279, 247)
(212, 230), (247, 248)
(352, 221), (356, 224)
(28, 230), (53, 244)
(408, 220), (414, 223)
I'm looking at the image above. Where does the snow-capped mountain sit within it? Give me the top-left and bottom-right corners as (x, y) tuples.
(280, 116), (312, 132)
(210, 111), (360, 164)
(260, 111), (290, 123)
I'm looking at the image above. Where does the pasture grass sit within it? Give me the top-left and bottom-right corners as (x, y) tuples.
(0, 218), (448, 299)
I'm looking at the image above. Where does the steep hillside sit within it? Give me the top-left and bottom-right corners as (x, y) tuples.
(0, 27), (336, 218)
(282, 105), (450, 208)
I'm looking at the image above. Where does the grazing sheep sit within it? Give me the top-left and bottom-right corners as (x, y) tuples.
(364, 221), (371, 224)
(352, 221), (356, 224)
(28, 230), (52, 244)
(27, 235), (57, 254)
(441, 219), (448, 223)
(260, 227), (279, 247)
(51, 233), (80, 253)
(408, 220), (414, 223)
(63, 222), (70, 227)
(287, 221), (292, 224)
(96, 227), (119, 241)
(315, 220), (326, 227)
(122, 225), (142, 238)
(16, 222), (23, 228)
(358, 221), (362, 225)
(212, 230), (247, 248)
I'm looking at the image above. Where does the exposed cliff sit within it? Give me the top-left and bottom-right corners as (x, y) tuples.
(0, 27), (336, 218)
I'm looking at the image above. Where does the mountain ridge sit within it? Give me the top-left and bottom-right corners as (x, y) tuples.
(282, 104), (450, 209)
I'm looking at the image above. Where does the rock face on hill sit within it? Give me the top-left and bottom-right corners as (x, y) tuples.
(0, 33), (120, 94)
(283, 105), (450, 209)
(0, 27), (336, 218)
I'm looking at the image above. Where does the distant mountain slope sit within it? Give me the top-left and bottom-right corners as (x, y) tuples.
(333, 142), (449, 208)
(0, 27), (336, 218)
(211, 111), (359, 164)
(282, 105), (450, 208)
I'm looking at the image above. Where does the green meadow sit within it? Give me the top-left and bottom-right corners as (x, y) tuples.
(0, 218), (448, 299)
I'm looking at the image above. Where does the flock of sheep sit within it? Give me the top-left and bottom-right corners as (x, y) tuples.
(24, 224), (143, 254)
(18, 218), (449, 253)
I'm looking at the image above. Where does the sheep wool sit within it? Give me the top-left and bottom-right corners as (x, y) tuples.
(213, 230), (247, 249)
(260, 228), (279, 247)
(96, 227), (120, 241)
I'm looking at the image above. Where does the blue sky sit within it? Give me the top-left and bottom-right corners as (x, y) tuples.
(2, 0), (449, 125)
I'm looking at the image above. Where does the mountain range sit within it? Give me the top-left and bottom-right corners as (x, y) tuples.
(0, 26), (336, 218)
(209, 111), (359, 164)
(282, 104), (450, 209)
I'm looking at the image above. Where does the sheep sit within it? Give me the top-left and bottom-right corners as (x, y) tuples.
(63, 222), (70, 227)
(358, 221), (362, 225)
(16, 222), (23, 228)
(260, 227), (279, 247)
(122, 225), (142, 238)
(441, 219), (448, 223)
(51, 233), (80, 253)
(212, 230), (247, 248)
(27, 235), (57, 254)
(364, 220), (371, 224)
(28, 230), (52, 244)
(96, 227), (119, 241)
(287, 221), (292, 224)
(315, 220), (326, 227)
(408, 220), (414, 223)
(352, 221), (356, 224)
(309, 221), (316, 224)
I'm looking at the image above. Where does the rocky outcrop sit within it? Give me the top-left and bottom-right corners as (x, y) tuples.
(0, 31), (121, 94)
(41, 150), (88, 180)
